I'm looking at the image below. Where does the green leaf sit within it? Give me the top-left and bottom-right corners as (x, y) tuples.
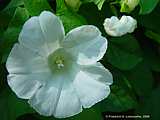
(0, 64), (6, 90)
(139, 0), (159, 14)
(0, 28), (4, 38)
(101, 87), (137, 112)
(125, 61), (154, 97)
(0, 0), (24, 29)
(79, 2), (113, 34)
(0, 89), (34, 120)
(24, 0), (52, 16)
(138, 6), (160, 34)
(106, 35), (143, 70)
(69, 107), (102, 120)
(81, 0), (105, 10)
(8, 7), (29, 27)
(147, 54), (160, 72)
(145, 30), (160, 44)
(56, 0), (87, 33)
(136, 87), (160, 120)
(1, 7), (29, 63)
(3, 0), (24, 10)
(0, 7), (16, 30)
(142, 39), (160, 72)
(37, 106), (102, 120)
(101, 70), (137, 112)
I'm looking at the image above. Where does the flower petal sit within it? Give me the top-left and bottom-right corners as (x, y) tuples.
(19, 11), (64, 57)
(39, 11), (65, 52)
(54, 67), (82, 118)
(6, 43), (49, 74)
(81, 62), (113, 85)
(29, 72), (82, 118)
(7, 74), (42, 99)
(6, 43), (51, 99)
(73, 64), (112, 108)
(123, 16), (137, 33)
(28, 77), (62, 116)
(62, 25), (108, 65)
(19, 17), (48, 57)
(103, 16), (120, 36)
(54, 83), (82, 118)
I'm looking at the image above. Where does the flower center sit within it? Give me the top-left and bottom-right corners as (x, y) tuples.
(55, 57), (64, 69)
(47, 48), (74, 73)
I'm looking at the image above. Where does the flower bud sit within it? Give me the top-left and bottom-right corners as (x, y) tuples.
(65, 0), (81, 11)
(103, 15), (137, 37)
(120, 0), (139, 13)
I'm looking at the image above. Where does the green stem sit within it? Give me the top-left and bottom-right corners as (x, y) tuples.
(145, 30), (160, 44)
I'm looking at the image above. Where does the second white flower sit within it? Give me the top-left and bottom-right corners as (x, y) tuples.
(103, 15), (137, 37)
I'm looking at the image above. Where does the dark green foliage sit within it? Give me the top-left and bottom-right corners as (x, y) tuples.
(0, 88), (35, 120)
(139, 0), (159, 14)
(24, 0), (52, 16)
(106, 35), (143, 70)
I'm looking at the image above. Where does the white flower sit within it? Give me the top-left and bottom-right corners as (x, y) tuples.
(6, 11), (113, 118)
(103, 15), (137, 37)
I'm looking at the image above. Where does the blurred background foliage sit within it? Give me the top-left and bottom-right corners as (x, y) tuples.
(0, 0), (160, 120)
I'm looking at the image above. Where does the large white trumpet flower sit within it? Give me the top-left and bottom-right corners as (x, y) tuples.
(6, 11), (113, 118)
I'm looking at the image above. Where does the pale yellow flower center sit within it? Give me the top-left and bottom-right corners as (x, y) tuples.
(55, 57), (64, 69)
(48, 48), (75, 74)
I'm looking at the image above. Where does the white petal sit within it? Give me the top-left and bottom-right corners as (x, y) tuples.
(116, 16), (132, 34)
(54, 83), (82, 118)
(6, 43), (51, 99)
(73, 67), (112, 108)
(29, 64), (82, 118)
(19, 17), (48, 57)
(19, 11), (64, 57)
(103, 17), (120, 36)
(54, 64), (82, 118)
(103, 15), (137, 37)
(81, 62), (113, 85)
(109, 16), (119, 26)
(7, 74), (42, 99)
(28, 77), (62, 116)
(39, 11), (65, 53)
(62, 25), (108, 65)
(6, 43), (49, 74)
(124, 16), (137, 33)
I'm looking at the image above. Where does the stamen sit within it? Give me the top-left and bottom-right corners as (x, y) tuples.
(55, 59), (64, 69)
(57, 63), (64, 69)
